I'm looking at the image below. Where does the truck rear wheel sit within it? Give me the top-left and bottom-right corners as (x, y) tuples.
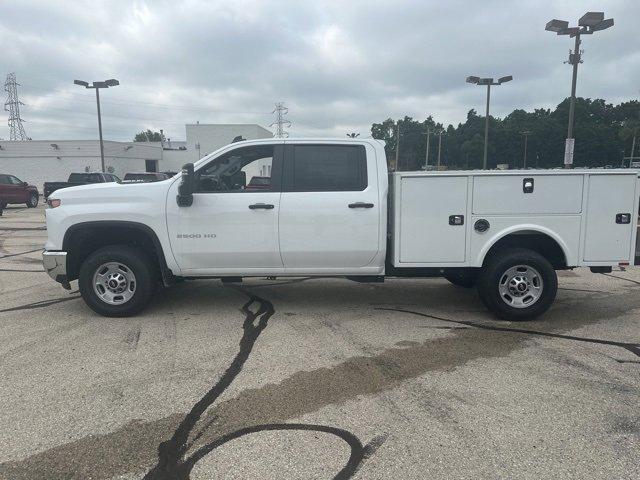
(477, 248), (557, 321)
(79, 245), (156, 317)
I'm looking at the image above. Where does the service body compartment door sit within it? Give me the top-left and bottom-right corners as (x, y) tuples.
(473, 174), (583, 215)
(584, 174), (637, 262)
(398, 176), (468, 264)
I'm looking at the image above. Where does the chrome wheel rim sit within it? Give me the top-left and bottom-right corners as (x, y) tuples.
(498, 265), (543, 309)
(93, 262), (137, 305)
(29, 194), (38, 207)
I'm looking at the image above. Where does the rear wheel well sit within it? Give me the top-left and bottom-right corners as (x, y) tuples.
(483, 232), (567, 269)
(63, 222), (169, 282)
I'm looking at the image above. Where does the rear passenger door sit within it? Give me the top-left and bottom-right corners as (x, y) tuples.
(279, 143), (380, 270)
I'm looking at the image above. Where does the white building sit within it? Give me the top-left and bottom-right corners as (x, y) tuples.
(0, 123), (273, 190)
(0, 140), (162, 189)
(186, 123), (273, 162)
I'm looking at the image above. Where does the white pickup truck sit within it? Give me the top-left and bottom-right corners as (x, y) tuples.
(43, 138), (639, 320)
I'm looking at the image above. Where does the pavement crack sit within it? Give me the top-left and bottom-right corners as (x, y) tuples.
(0, 294), (80, 313)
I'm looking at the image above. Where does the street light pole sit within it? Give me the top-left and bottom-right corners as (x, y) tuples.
(466, 75), (512, 170)
(546, 12), (614, 169)
(483, 84), (491, 170)
(94, 87), (105, 173)
(395, 121), (401, 171)
(74, 78), (120, 173)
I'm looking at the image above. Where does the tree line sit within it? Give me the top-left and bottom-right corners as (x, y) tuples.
(371, 98), (640, 170)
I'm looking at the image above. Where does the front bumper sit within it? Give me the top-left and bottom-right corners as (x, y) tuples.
(42, 251), (71, 289)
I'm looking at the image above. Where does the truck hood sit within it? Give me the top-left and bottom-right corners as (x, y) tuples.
(51, 179), (173, 204)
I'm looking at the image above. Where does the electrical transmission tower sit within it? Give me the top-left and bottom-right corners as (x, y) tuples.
(270, 102), (291, 138)
(4, 73), (28, 141)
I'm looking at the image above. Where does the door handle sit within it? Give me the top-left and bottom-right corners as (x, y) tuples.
(348, 202), (374, 209)
(248, 203), (274, 210)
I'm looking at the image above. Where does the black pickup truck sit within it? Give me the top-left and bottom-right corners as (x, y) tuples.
(43, 172), (120, 199)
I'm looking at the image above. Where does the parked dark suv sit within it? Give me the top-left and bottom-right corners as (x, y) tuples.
(0, 174), (40, 208)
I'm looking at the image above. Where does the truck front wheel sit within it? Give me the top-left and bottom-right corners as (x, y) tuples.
(477, 248), (557, 321)
(79, 245), (156, 317)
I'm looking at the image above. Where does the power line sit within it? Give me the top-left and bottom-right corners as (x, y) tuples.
(19, 82), (271, 114)
(4, 73), (29, 140)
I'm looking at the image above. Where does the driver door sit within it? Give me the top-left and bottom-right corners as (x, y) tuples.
(167, 142), (284, 274)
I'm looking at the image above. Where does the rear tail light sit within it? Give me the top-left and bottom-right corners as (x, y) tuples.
(47, 198), (61, 208)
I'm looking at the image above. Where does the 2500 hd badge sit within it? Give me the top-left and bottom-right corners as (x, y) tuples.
(177, 233), (217, 239)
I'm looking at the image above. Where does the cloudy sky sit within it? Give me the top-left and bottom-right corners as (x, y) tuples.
(1, 0), (638, 142)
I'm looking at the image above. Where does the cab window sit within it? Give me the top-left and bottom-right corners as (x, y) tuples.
(196, 145), (278, 193)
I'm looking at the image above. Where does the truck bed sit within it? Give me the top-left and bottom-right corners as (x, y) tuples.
(389, 169), (640, 269)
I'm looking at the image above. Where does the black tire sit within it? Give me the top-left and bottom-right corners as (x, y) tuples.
(27, 192), (38, 208)
(444, 271), (478, 288)
(79, 245), (156, 317)
(477, 248), (557, 321)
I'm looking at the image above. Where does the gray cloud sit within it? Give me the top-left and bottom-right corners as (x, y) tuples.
(1, 0), (638, 141)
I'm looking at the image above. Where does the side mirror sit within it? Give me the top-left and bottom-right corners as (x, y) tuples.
(22, 182), (28, 186)
(177, 163), (195, 207)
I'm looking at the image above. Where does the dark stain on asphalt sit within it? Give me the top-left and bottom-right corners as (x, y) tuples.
(378, 307), (640, 359)
(1, 284), (638, 479)
(124, 327), (141, 350)
(143, 284), (383, 479)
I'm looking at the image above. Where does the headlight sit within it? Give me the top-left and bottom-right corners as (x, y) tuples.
(47, 198), (61, 208)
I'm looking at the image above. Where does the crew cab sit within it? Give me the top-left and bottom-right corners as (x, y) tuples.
(0, 174), (40, 208)
(43, 172), (120, 199)
(42, 139), (639, 320)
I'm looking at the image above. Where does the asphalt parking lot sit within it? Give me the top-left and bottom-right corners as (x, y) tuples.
(0, 204), (638, 480)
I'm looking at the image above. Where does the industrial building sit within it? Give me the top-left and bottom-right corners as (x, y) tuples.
(0, 123), (273, 190)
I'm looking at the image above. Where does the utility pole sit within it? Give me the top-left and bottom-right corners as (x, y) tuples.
(546, 12), (614, 168)
(4, 73), (28, 141)
(424, 127), (433, 168)
(74, 78), (119, 173)
(270, 102), (291, 138)
(520, 130), (532, 169)
(437, 130), (444, 168)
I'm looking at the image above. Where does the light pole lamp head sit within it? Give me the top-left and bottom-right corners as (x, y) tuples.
(477, 78), (494, 85)
(466, 76), (480, 84)
(545, 19), (569, 33)
(498, 75), (513, 84)
(579, 12), (604, 27)
(105, 79), (120, 87)
(590, 17), (614, 31)
(73, 80), (89, 87)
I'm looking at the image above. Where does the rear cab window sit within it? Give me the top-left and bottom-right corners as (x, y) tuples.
(284, 144), (367, 192)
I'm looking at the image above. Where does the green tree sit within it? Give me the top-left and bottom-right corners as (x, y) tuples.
(134, 129), (163, 142)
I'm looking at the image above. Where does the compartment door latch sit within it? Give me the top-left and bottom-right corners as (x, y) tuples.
(616, 213), (631, 224)
(523, 178), (534, 193)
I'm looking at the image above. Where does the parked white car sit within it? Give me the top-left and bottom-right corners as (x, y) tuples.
(43, 138), (639, 320)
